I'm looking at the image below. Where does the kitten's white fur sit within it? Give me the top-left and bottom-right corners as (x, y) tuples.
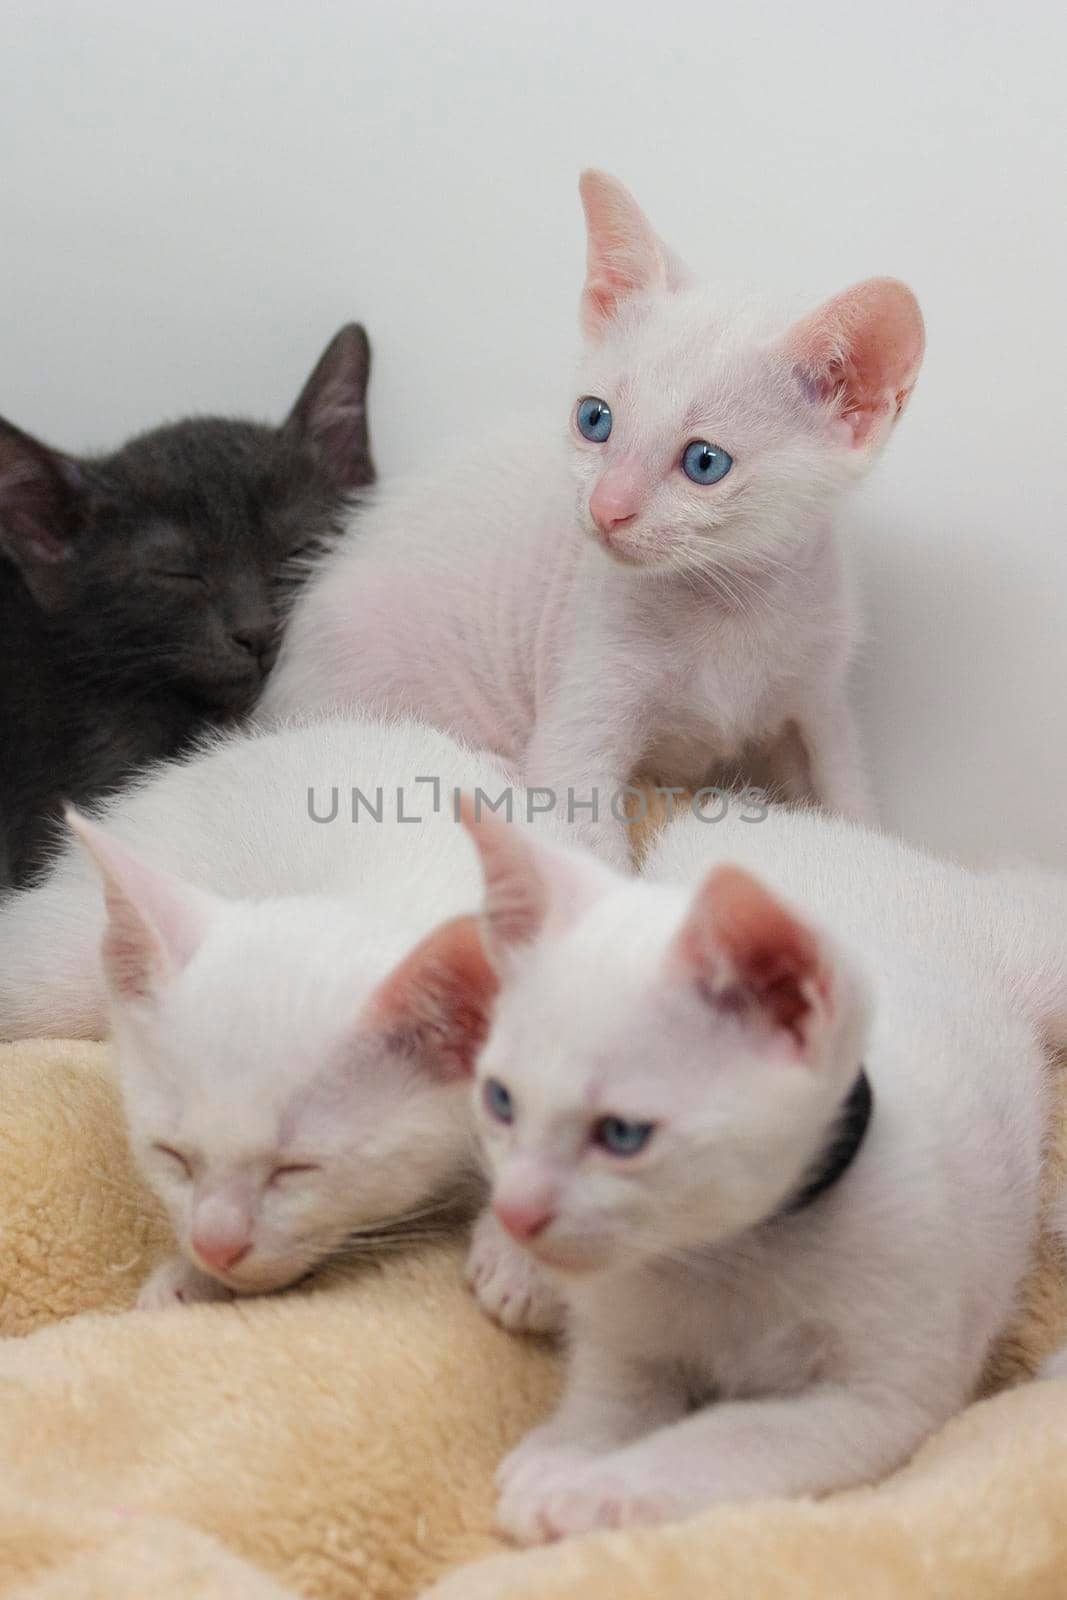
(260, 172), (924, 862)
(459, 799), (1067, 1542)
(0, 715), (565, 1309)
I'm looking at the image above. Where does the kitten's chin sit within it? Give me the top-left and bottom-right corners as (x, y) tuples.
(186, 675), (262, 715)
(588, 530), (677, 574)
(203, 1254), (320, 1296)
(521, 1236), (618, 1277)
(576, 511), (677, 574)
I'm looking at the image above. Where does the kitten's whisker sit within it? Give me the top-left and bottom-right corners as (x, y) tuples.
(343, 1188), (477, 1244)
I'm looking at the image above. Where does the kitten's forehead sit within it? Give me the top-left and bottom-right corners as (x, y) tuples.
(489, 886), (688, 1106)
(175, 1101), (283, 1168)
(85, 417), (338, 553)
(578, 288), (801, 445)
(105, 418), (277, 493)
(144, 900), (395, 1102)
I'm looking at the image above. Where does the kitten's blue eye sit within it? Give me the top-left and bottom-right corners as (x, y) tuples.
(681, 440), (732, 485)
(576, 396), (613, 443)
(593, 1117), (655, 1158)
(483, 1078), (514, 1125)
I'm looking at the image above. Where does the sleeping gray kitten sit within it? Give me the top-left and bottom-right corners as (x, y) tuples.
(0, 324), (374, 889)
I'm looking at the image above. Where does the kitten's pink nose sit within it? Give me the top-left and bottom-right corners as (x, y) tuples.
(191, 1231), (252, 1272)
(494, 1196), (556, 1242)
(589, 469), (643, 540)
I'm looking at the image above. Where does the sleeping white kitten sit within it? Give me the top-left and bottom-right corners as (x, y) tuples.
(260, 170), (925, 862)
(454, 799), (1067, 1542)
(0, 716), (562, 1311)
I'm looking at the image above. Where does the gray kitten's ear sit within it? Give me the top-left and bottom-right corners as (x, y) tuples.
(0, 415), (86, 610)
(284, 323), (375, 493)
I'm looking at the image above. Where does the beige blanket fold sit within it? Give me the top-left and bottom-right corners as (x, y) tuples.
(1, 1041), (1066, 1598)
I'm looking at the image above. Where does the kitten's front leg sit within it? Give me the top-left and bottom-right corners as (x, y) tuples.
(515, 1382), (936, 1543)
(137, 1254), (236, 1311)
(795, 687), (876, 824)
(496, 1342), (686, 1544)
(524, 694), (645, 871)
(465, 1208), (567, 1335)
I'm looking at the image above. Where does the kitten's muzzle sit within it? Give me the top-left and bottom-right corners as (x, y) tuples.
(191, 637), (277, 708)
(494, 1195), (556, 1243)
(590, 464), (642, 532)
(230, 622), (279, 675)
(191, 1230), (252, 1274)
(588, 465), (650, 563)
(494, 1197), (614, 1275)
(514, 1233), (614, 1276)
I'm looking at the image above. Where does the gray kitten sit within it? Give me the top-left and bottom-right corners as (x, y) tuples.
(0, 324), (374, 888)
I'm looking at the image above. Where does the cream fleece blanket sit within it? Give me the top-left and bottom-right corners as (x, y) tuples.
(2, 1038), (1067, 1599)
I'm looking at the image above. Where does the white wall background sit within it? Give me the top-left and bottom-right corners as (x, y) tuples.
(3, 0), (1064, 865)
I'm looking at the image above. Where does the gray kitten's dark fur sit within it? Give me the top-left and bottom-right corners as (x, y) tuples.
(0, 324), (374, 889)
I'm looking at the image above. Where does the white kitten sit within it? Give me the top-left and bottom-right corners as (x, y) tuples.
(455, 799), (1065, 1543)
(260, 171), (925, 862)
(0, 716), (564, 1310)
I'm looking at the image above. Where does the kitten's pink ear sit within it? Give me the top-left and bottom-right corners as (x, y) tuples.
(459, 794), (616, 967)
(579, 170), (692, 339)
(66, 810), (212, 1002)
(0, 416), (86, 610)
(783, 278), (925, 452)
(671, 865), (832, 1054)
(367, 915), (499, 1081)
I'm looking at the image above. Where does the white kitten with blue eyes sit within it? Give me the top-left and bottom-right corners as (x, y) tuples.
(0, 716), (566, 1312)
(260, 171), (925, 863)
(455, 799), (1067, 1544)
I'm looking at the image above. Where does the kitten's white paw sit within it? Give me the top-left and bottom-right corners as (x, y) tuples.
(136, 1256), (236, 1311)
(1039, 1344), (1067, 1380)
(495, 1438), (597, 1543)
(495, 1422), (588, 1495)
(497, 1452), (678, 1545)
(465, 1211), (567, 1335)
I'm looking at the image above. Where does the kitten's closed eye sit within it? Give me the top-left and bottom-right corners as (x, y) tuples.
(153, 1142), (193, 1178)
(150, 569), (209, 590)
(269, 1162), (321, 1186)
